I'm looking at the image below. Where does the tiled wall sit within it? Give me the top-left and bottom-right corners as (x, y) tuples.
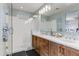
(0, 4), (8, 56)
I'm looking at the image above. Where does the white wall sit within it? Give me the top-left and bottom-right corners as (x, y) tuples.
(12, 16), (33, 53)
(13, 16), (25, 53)
(24, 23), (33, 51)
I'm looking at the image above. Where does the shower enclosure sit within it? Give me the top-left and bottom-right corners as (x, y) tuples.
(0, 3), (13, 56)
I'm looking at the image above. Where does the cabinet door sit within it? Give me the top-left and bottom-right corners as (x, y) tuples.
(32, 35), (34, 47)
(32, 35), (37, 48)
(65, 47), (79, 56)
(40, 38), (49, 56)
(49, 41), (59, 56)
(64, 47), (71, 56)
(36, 37), (40, 53)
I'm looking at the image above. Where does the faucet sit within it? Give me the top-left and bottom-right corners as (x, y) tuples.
(50, 29), (53, 35)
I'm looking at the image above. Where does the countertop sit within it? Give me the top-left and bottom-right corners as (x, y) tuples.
(32, 32), (79, 50)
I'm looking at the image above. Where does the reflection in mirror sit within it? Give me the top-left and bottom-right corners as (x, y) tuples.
(66, 13), (79, 32)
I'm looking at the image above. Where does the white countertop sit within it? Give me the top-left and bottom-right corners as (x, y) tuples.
(32, 32), (79, 50)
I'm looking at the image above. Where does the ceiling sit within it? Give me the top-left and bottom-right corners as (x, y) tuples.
(43, 3), (75, 16)
(12, 3), (77, 16)
(12, 3), (44, 13)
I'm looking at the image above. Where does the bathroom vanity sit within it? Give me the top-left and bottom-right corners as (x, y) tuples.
(31, 4), (79, 56)
(32, 32), (79, 56)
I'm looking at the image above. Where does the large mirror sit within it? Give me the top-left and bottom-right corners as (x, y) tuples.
(37, 4), (79, 36)
(66, 12), (79, 33)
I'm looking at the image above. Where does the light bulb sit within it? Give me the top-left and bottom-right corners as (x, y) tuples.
(40, 10), (43, 14)
(45, 5), (48, 12)
(38, 4), (51, 15)
(42, 7), (45, 14)
(48, 5), (51, 11)
(39, 10), (42, 14)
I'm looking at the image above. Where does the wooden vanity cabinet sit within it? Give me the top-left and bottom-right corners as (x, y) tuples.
(32, 35), (79, 56)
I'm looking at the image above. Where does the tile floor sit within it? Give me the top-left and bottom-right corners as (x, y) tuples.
(11, 49), (40, 56)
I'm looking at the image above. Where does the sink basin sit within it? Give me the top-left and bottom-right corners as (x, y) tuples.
(41, 32), (79, 44)
(61, 39), (79, 43)
(63, 40), (75, 43)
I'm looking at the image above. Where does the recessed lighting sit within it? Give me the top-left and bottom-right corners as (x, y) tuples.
(20, 6), (23, 9)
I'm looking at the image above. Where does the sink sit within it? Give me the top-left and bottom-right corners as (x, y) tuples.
(41, 32), (79, 43)
(61, 39), (79, 43)
(63, 40), (75, 43)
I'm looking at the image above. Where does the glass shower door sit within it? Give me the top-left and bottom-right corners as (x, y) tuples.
(0, 3), (12, 56)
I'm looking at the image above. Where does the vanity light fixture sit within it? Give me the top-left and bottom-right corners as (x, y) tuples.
(45, 5), (49, 12)
(39, 10), (42, 14)
(39, 10), (43, 14)
(42, 7), (46, 14)
(46, 5), (51, 11)
(39, 4), (51, 15)
(47, 5), (51, 11)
